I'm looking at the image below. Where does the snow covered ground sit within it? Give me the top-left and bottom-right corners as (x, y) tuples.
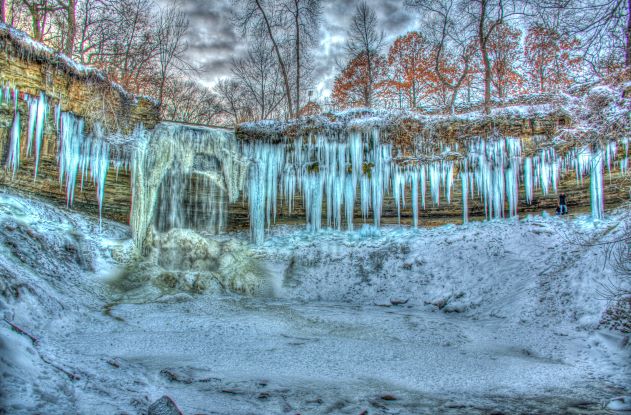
(0, 189), (629, 414)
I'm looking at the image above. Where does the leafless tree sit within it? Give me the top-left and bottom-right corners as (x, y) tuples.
(155, 5), (191, 105)
(344, 1), (384, 108)
(231, 41), (285, 120)
(532, 0), (631, 76)
(214, 78), (250, 125)
(279, 0), (321, 112)
(232, 0), (295, 118)
(19, 0), (60, 41)
(161, 78), (223, 125)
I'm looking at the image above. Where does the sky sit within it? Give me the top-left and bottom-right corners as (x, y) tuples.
(178, 0), (419, 98)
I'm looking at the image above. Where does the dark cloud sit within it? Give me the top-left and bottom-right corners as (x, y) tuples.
(179, 0), (418, 92)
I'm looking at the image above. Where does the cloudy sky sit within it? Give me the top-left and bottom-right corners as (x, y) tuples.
(178, 0), (419, 98)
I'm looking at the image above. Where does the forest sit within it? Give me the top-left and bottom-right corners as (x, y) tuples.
(1, 0), (629, 124)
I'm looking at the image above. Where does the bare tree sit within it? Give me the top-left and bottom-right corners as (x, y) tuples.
(280, 0), (321, 111)
(473, 0), (506, 113)
(155, 5), (191, 105)
(19, 0), (60, 40)
(533, 0), (631, 75)
(345, 1), (384, 108)
(232, 0), (295, 118)
(215, 78), (248, 125)
(232, 42), (285, 120)
(161, 78), (223, 125)
(54, 0), (76, 55)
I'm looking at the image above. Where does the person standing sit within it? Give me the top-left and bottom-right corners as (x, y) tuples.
(559, 192), (568, 215)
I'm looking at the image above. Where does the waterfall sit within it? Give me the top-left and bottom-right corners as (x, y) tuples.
(130, 123), (249, 252)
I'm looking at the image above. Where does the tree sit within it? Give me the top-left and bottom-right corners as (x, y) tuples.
(280, 0), (321, 111)
(344, 1), (384, 108)
(524, 25), (582, 93)
(386, 31), (435, 109)
(232, 0), (295, 118)
(55, 0), (76, 55)
(19, 0), (59, 41)
(474, 0), (507, 113)
(406, 0), (478, 113)
(231, 41), (285, 120)
(156, 6), (190, 105)
(536, 0), (631, 72)
(332, 51), (387, 109)
(487, 22), (523, 98)
(161, 78), (223, 125)
(215, 78), (248, 125)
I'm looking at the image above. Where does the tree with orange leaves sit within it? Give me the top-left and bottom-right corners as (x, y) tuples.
(487, 23), (523, 99)
(332, 51), (387, 109)
(386, 32), (435, 109)
(524, 25), (582, 93)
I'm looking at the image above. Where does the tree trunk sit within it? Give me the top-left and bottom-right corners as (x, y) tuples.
(294, 0), (300, 113)
(366, 50), (373, 107)
(479, 0), (491, 115)
(31, 11), (42, 41)
(411, 79), (416, 109)
(255, 0), (294, 118)
(63, 0), (76, 56)
(626, 0), (631, 67)
(0, 0), (6, 23)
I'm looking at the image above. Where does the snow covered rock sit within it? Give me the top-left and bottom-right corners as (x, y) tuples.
(147, 395), (183, 415)
(607, 396), (631, 412)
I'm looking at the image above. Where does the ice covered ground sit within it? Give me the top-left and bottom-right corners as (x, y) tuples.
(0, 190), (630, 414)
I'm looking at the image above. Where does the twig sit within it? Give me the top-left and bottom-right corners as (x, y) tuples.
(2, 318), (38, 345)
(2, 318), (80, 381)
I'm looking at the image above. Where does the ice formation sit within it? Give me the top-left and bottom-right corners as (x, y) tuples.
(2, 85), (131, 223)
(130, 123), (249, 252)
(239, 130), (625, 242)
(0, 84), (627, 248)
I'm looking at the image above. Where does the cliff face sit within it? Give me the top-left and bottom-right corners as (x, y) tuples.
(0, 25), (628, 236)
(0, 24), (158, 223)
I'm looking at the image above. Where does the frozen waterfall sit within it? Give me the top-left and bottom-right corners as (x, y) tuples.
(0, 84), (627, 251)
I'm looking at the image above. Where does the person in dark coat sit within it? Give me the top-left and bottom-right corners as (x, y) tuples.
(559, 192), (568, 215)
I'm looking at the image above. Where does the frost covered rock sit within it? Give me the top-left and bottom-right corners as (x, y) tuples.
(147, 395), (183, 415)
(606, 396), (631, 411)
(156, 228), (221, 271)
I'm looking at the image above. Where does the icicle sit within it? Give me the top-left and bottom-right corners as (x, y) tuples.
(429, 162), (441, 205)
(461, 160), (468, 224)
(590, 150), (604, 220)
(33, 92), (48, 178)
(7, 112), (21, 176)
(411, 166), (419, 228)
(523, 157), (533, 204)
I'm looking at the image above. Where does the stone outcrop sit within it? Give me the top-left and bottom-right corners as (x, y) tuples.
(0, 24), (157, 223)
(0, 25), (628, 233)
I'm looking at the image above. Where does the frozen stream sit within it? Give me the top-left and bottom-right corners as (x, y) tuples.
(0, 190), (629, 414)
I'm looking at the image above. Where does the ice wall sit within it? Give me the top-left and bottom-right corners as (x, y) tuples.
(241, 130), (625, 243)
(1, 84), (627, 250)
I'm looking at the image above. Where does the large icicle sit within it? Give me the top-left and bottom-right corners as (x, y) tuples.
(590, 150), (605, 220)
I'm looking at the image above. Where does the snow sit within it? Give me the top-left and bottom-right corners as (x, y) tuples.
(0, 24), (158, 106)
(0, 190), (629, 414)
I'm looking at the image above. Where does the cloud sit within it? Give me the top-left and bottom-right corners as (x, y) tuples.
(178, 0), (418, 92)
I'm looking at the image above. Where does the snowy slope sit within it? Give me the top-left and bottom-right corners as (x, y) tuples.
(0, 190), (629, 414)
